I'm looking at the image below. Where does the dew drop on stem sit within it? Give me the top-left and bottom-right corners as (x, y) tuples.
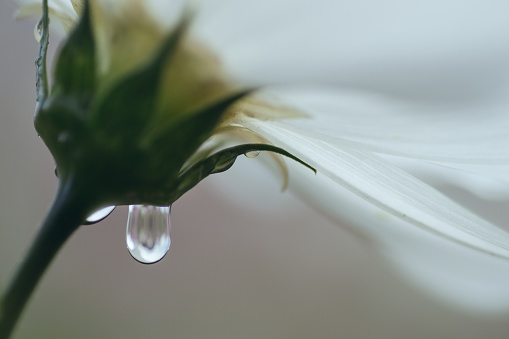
(34, 19), (43, 42)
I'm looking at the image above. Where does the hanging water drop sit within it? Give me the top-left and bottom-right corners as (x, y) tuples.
(34, 19), (43, 42)
(126, 205), (171, 264)
(244, 150), (260, 158)
(84, 206), (116, 225)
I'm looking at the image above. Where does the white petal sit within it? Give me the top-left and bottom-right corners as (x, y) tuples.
(288, 161), (509, 312)
(241, 117), (509, 258)
(182, 0), (509, 102)
(268, 87), (509, 161)
(253, 87), (509, 185)
(15, 0), (78, 33)
(385, 155), (509, 200)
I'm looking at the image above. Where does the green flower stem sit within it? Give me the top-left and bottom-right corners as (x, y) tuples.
(35, 0), (49, 115)
(0, 179), (91, 339)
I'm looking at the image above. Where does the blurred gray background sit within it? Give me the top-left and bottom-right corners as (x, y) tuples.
(2, 0), (509, 338)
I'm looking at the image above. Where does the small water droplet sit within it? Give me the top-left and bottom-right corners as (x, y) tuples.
(244, 150), (260, 158)
(126, 205), (171, 264)
(84, 206), (115, 225)
(34, 19), (43, 42)
(58, 131), (71, 143)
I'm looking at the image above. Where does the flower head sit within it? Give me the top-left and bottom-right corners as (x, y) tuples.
(27, 0), (312, 218)
(14, 0), (509, 311)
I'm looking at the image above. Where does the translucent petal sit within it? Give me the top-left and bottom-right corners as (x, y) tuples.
(251, 87), (509, 185)
(242, 117), (509, 258)
(385, 155), (509, 200)
(15, 0), (79, 33)
(288, 162), (509, 312)
(265, 88), (509, 161)
(181, 0), (509, 99)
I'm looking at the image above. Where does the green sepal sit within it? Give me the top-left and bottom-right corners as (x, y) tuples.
(79, 91), (254, 207)
(145, 90), (253, 178)
(89, 13), (189, 143)
(51, 0), (95, 112)
(34, 100), (86, 178)
(168, 143), (316, 204)
(34, 0), (95, 174)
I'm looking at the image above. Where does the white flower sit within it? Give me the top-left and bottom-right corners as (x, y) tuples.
(15, 0), (78, 38)
(16, 0), (509, 311)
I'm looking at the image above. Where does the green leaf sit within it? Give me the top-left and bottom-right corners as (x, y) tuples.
(169, 143), (316, 203)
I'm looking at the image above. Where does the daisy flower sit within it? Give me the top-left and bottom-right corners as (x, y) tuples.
(3, 0), (509, 337)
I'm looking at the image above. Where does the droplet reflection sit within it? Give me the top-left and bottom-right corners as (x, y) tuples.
(126, 205), (171, 264)
(34, 19), (43, 42)
(84, 206), (115, 225)
(244, 150), (260, 158)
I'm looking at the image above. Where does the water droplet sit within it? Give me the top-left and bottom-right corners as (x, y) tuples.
(58, 131), (71, 143)
(34, 19), (43, 42)
(126, 205), (171, 264)
(244, 150), (260, 158)
(84, 206), (115, 225)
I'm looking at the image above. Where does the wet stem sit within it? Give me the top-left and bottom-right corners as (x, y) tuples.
(35, 0), (49, 113)
(0, 0), (93, 336)
(0, 179), (91, 339)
